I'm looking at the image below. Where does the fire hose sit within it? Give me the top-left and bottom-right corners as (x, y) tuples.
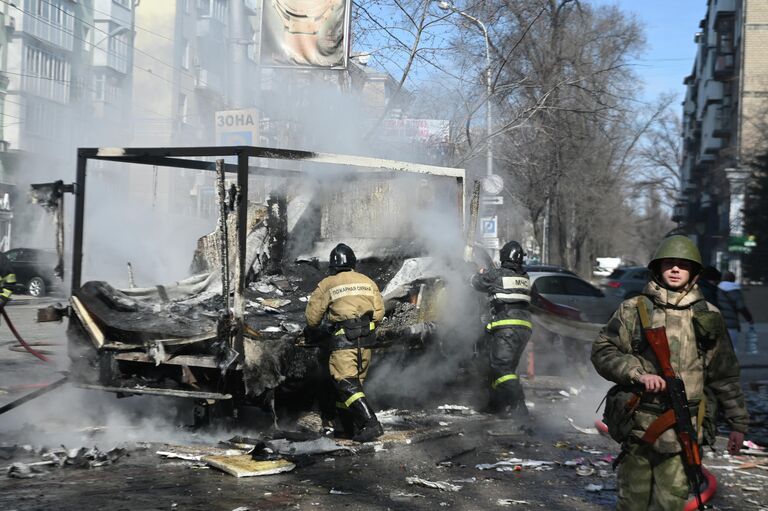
(594, 420), (717, 509)
(1, 308), (51, 363)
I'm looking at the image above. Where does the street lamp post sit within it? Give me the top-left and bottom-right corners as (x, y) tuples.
(437, 1), (492, 177)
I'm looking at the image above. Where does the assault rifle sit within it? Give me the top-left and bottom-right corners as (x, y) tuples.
(638, 303), (705, 511)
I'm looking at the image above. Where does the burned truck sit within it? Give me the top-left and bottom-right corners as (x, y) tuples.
(58, 146), (468, 423)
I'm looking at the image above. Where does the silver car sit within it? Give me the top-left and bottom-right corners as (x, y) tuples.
(529, 271), (622, 324)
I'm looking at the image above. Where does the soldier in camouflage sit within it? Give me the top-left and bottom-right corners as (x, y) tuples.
(591, 235), (748, 511)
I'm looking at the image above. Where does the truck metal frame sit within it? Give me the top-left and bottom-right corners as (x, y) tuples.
(70, 145), (465, 407)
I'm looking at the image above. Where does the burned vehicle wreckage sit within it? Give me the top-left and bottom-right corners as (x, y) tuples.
(34, 145), (605, 427)
(54, 146), (474, 425)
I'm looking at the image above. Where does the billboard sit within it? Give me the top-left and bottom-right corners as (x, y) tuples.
(381, 119), (450, 145)
(260, 0), (351, 68)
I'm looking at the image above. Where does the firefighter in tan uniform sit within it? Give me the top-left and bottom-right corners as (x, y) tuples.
(305, 243), (385, 442)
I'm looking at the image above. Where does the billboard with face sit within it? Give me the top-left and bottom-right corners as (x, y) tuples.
(260, 0), (351, 68)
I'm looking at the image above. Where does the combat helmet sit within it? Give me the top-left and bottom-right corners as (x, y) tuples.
(647, 235), (702, 275)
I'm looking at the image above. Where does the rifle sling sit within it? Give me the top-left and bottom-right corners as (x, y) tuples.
(636, 299), (681, 444)
(640, 409), (677, 444)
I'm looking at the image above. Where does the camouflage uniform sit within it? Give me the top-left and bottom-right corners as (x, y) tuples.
(592, 280), (748, 510)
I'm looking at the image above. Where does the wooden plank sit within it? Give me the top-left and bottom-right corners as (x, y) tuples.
(114, 352), (220, 369)
(203, 455), (295, 477)
(75, 383), (232, 400)
(70, 296), (105, 349)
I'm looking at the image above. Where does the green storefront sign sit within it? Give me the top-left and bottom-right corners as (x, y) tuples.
(728, 235), (757, 254)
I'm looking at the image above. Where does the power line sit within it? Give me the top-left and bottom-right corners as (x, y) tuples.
(1, 0), (209, 96)
(34, 0), (216, 90)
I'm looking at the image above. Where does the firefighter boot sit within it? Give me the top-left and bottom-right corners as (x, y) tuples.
(491, 377), (529, 420)
(335, 378), (383, 442)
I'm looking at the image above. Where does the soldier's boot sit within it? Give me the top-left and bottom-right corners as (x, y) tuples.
(335, 378), (383, 443)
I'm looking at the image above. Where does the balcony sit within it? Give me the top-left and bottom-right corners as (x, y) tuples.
(713, 108), (732, 138)
(194, 68), (224, 96)
(714, 0), (736, 22)
(20, 12), (74, 51)
(714, 53), (735, 79)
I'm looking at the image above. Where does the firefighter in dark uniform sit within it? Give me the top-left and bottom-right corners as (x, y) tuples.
(0, 252), (16, 310)
(305, 243), (385, 442)
(471, 240), (532, 418)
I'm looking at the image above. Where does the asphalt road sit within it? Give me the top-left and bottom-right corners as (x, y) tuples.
(0, 300), (767, 511)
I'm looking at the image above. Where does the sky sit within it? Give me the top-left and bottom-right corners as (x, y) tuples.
(590, 0), (706, 102)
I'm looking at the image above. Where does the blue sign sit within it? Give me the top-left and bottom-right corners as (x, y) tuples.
(481, 216), (497, 238)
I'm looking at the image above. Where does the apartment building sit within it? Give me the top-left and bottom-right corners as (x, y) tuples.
(0, 0), (134, 248)
(678, 0), (768, 279)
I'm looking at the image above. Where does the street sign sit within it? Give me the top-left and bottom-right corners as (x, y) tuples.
(482, 237), (500, 250)
(215, 108), (259, 146)
(482, 195), (503, 205)
(481, 216), (497, 238)
(482, 174), (504, 195)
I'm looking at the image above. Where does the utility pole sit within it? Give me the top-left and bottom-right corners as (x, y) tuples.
(228, 0), (248, 108)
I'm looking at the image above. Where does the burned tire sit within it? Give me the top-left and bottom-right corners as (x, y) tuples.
(27, 277), (46, 297)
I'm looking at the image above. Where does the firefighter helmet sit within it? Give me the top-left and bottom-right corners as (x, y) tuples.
(500, 240), (526, 267)
(329, 243), (356, 272)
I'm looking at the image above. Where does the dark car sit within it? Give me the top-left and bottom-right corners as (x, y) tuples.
(524, 264), (578, 276)
(601, 265), (651, 299)
(1, 248), (59, 297)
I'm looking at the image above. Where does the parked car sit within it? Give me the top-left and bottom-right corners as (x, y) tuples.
(529, 271), (622, 324)
(523, 264), (577, 276)
(1, 248), (59, 297)
(601, 265), (651, 299)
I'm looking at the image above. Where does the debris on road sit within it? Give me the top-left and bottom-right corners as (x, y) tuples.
(204, 456), (295, 477)
(405, 476), (462, 492)
(497, 499), (530, 506)
(476, 458), (555, 472)
(157, 445), (249, 461)
(266, 437), (351, 456)
(585, 483), (604, 492)
(566, 417), (599, 435)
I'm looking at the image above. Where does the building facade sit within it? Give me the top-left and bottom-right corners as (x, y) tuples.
(0, 0), (134, 249)
(678, 0), (768, 280)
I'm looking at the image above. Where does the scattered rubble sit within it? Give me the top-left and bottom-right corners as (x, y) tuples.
(405, 476), (462, 492)
(204, 456), (295, 478)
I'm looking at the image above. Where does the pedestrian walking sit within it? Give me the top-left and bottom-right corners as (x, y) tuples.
(717, 271), (756, 353)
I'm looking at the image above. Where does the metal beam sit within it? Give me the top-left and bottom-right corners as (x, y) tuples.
(72, 151), (87, 291)
(84, 146), (465, 179)
(233, 150), (248, 355)
(75, 384), (232, 400)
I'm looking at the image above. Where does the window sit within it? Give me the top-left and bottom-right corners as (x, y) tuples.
(93, 73), (119, 103)
(178, 93), (188, 124)
(113, 0), (131, 8)
(83, 27), (90, 52)
(4, 249), (21, 262)
(24, 0), (75, 50)
(197, 0), (227, 22)
(22, 45), (70, 102)
(181, 38), (190, 70)
(108, 30), (130, 73)
(563, 277), (603, 297)
(533, 276), (567, 295)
